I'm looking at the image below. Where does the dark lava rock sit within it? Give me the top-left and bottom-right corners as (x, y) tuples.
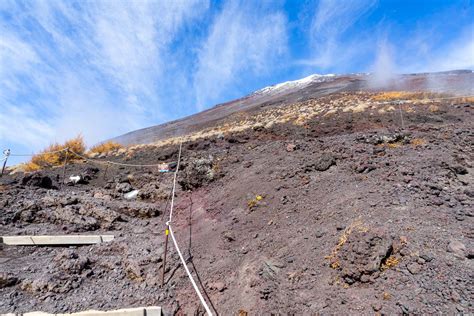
(81, 167), (100, 180)
(115, 182), (133, 193)
(332, 229), (397, 284)
(0, 273), (18, 288)
(54, 250), (91, 274)
(179, 156), (216, 190)
(21, 173), (53, 189)
(450, 165), (468, 175)
(307, 152), (336, 172)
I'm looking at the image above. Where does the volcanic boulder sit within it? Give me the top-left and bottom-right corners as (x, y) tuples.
(179, 156), (216, 190)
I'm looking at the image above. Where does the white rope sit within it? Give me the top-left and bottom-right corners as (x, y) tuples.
(167, 141), (182, 223)
(6, 148), (172, 168)
(165, 141), (213, 316)
(168, 225), (213, 315)
(1, 149), (8, 162)
(9, 148), (67, 157)
(68, 149), (174, 168)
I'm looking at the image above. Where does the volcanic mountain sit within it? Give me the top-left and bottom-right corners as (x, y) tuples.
(112, 70), (473, 146)
(1, 70), (473, 315)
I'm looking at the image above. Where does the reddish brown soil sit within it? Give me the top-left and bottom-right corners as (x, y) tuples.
(1, 93), (473, 315)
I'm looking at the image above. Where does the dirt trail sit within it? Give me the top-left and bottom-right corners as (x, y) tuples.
(1, 92), (473, 315)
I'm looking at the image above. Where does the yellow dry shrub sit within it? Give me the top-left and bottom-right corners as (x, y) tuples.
(247, 195), (264, 210)
(386, 142), (402, 149)
(23, 135), (86, 172)
(410, 138), (426, 147)
(380, 256), (399, 271)
(457, 96), (474, 103)
(383, 292), (392, 300)
(89, 141), (123, 155)
(326, 219), (368, 268)
(372, 91), (450, 101)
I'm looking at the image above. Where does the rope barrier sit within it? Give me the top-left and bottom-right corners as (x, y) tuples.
(67, 149), (172, 168)
(9, 148), (68, 157)
(168, 225), (213, 315)
(5, 147), (173, 169)
(6, 148), (173, 169)
(167, 141), (182, 224)
(163, 141), (213, 316)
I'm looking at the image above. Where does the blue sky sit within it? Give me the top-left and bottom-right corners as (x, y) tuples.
(1, 0), (473, 164)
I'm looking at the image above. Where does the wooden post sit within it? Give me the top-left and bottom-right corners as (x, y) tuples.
(161, 227), (169, 287)
(60, 149), (69, 189)
(1, 149), (10, 177)
(103, 162), (110, 180)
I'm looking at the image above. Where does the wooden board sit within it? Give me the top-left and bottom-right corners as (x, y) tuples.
(1, 235), (114, 246)
(14, 307), (161, 316)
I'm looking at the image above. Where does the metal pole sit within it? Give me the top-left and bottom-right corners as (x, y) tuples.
(1, 149), (11, 177)
(161, 227), (169, 287)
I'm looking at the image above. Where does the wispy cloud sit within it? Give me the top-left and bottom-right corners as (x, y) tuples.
(299, 0), (377, 69)
(0, 0), (472, 162)
(194, 1), (287, 110)
(0, 0), (209, 155)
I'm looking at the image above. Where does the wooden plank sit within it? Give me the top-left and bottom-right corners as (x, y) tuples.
(19, 306), (161, 316)
(1, 235), (114, 246)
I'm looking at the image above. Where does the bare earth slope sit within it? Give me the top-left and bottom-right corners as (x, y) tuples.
(1, 73), (473, 315)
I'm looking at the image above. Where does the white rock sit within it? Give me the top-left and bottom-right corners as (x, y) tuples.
(69, 175), (81, 184)
(124, 190), (139, 200)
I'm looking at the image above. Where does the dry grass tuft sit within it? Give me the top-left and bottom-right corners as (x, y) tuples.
(89, 141), (123, 155)
(380, 256), (399, 271)
(372, 91), (450, 101)
(410, 138), (426, 147)
(326, 219), (368, 269)
(383, 292), (392, 300)
(247, 195), (264, 210)
(23, 135), (86, 172)
(386, 142), (402, 149)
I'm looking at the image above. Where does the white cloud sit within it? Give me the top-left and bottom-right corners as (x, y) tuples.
(0, 0), (209, 155)
(194, 1), (287, 110)
(301, 0), (377, 69)
(422, 25), (474, 72)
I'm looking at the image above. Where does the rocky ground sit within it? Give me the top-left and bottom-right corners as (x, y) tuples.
(1, 92), (473, 315)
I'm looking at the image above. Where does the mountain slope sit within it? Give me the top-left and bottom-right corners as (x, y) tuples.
(112, 70), (473, 146)
(1, 70), (473, 315)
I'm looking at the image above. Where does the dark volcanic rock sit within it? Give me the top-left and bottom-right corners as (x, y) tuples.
(115, 182), (133, 193)
(21, 173), (54, 189)
(306, 152), (336, 172)
(0, 273), (18, 288)
(331, 229), (399, 284)
(179, 156), (216, 190)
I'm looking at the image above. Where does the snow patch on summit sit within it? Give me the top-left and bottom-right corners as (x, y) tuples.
(254, 74), (337, 96)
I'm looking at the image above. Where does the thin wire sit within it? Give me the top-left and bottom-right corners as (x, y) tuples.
(6, 148), (172, 168)
(168, 225), (213, 316)
(167, 141), (183, 224)
(164, 140), (213, 315)
(68, 149), (173, 168)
